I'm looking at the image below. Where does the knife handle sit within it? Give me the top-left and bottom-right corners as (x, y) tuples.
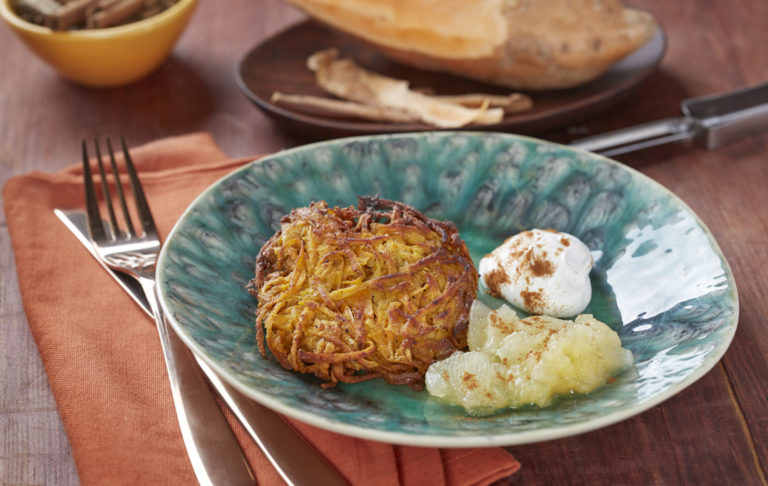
(142, 278), (256, 486)
(682, 81), (768, 149)
(200, 362), (351, 486)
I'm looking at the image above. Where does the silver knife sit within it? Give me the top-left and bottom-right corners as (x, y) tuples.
(55, 209), (350, 486)
(570, 81), (768, 156)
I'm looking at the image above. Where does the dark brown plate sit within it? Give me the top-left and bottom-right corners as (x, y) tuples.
(236, 20), (667, 140)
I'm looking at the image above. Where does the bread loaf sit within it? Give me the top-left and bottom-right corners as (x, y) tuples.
(283, 0), (658, 90)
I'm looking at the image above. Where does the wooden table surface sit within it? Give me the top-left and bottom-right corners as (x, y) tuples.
(1, 1), (766, 484)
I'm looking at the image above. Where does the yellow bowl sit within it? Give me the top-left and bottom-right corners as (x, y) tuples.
(0, 0), (198, 87)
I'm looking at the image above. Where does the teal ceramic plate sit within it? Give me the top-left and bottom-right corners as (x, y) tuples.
(157, 132), (738, 447)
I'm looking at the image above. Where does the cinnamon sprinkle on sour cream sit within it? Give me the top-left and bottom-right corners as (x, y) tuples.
(478, 229), (593, 317)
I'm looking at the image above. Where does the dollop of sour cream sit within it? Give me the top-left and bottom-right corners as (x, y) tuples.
(478, 229), (593, 317)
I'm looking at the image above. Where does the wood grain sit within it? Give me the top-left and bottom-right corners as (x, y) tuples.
(1, 0), (767, 485)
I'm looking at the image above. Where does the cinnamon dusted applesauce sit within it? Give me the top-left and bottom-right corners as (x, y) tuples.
(425, 301), (632, 415)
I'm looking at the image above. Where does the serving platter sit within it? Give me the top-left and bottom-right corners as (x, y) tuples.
(156, 132), (737, 447)
(236, 20), (666, 140)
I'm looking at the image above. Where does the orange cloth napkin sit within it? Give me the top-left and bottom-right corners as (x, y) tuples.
(3, 133), (520, 486)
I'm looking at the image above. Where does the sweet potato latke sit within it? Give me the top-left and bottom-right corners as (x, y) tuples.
(248, 196), (478, 390)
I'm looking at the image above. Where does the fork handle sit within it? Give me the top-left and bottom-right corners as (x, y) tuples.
(140, 278), (256, 486)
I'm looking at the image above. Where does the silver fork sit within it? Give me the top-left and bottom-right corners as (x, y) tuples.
(81, 137), (256, 486)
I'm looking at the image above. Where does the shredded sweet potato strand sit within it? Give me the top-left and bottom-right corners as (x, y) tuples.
(249, 197), (478, 390)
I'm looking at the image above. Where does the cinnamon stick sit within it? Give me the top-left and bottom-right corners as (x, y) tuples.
(12, 0), (178, 29)
(13, 0), (61, 26)
(46, 0), (98, 30)
(87, 0), (143, 28)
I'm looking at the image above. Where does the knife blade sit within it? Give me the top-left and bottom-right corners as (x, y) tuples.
(569, 81), (768, 156)
(55, 209), (350, 486)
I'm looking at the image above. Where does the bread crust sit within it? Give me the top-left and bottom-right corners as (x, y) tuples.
(285, 0), (658, 89)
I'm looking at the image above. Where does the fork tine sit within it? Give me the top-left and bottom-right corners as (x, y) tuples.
(93, 139), (119, 239)
(81, 140), (107, 242)
(106, 137), (137, 237)
(121, 136), (158, 237)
